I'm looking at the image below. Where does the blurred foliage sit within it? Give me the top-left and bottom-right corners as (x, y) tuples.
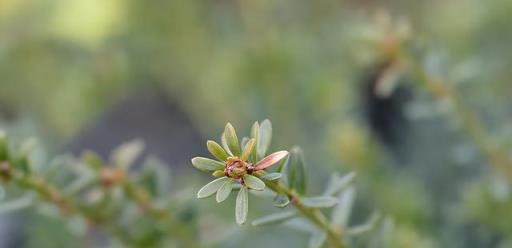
(0, 0), (512, 247)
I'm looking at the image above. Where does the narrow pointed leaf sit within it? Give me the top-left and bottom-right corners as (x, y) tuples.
(257, 119), (272, 158)
(261, 172), (282, 181)
(236, 186), (249, 225)
(0, 194), (34, 214)
(197, 177), (228, 198)
(252, 210), (298, 226)
(207, 140), (228, 161)
(224, 123), (241, 156)
(309, 230), (327, 248)
(302, 196), (338, 208)
(244, 174), (265, 190)
(191, 157), (224, 172)
(324, 172), (356, 196)
(331, 187), (356, 227)
(254, 151), (289, 170)
(273, 194), (290, 208)
(346, 211), (382, 236)
(240, 138), (256, 162)
(250, 122), (260, 162)
(216, 178), (234, 203)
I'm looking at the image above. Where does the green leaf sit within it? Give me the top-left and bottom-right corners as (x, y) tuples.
(250, 122), (260, 163)
(110, 139), (145, 169)
(0, 194), (34, 214)
(324, 172), (356, 196)
(257, 119), (272, 159)
(221, 133), (234, 156)
(261, 172), (282, 181)
(252, 210), (297, 226)
(224, 123), (241, 156)
(207, 140), (228, 161)
(191, 157), (224, 172)
(240, 138), (256, 162)
(212, 170), (225, 177)
(273, 194), (290, 208)
(244, 174), (265, 190)
(331, 187), (355, 227)
(309, 230), (327, 248)
(197, 177), (228, 198)
(236, 186), (249, 225)
(346, 211), (381, 236)
(139, 156), (172, 197)
(302, 196), (338, 208)
(288, 146), (307, 195)
(82, 151), (104, 170)
(216, 178), (235, 203)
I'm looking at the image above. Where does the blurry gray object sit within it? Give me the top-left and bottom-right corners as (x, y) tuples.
(69, 86), (203, 169)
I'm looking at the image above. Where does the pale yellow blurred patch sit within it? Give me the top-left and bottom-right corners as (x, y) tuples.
(0, 0), (24, 21)
(49, 0), (126, 47)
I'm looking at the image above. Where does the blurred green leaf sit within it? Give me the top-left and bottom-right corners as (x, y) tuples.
(309, 230), (327, 248)
(111, 139), (145, 170)
(324, 172), (356, 196)
(331, 187), (356, 227)
(261, 172), (282, 181)
(302, 196), (338, 208)
(252, 210), (297, 226)
(0, 194), (34, 214)
(288, 147), (306, 195)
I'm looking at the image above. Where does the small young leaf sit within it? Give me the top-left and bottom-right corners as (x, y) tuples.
(212, 170), (225, 177)
(254, 151), (289, 170)
(257, 119), (272, 158)
(273, 194), (290, 208)
(191, 157), (224, 172)
(252, 210), (297, 226)
(207, 140), (228, 161)
(309, 230), (327, 248)
(224, 123), (241, 156)
(302, 196), (338, 208)
(250, 122), (260, 162)
(236, 186), (249, 225)
(111, 139), (145, 169)
(82, 150), (104, 170)
(216, 178), (235, 203)
(331, 187), (356, 227)
(197, 177), (228, 198)
(240, 138), (256, 162)
(244, 174), (265, 191)
(324, 172), (356, 196)
(261, 172), (282, 181)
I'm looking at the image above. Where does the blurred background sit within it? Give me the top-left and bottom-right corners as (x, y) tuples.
(0, 0), (512, 247)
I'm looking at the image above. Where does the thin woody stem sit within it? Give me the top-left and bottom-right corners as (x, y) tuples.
(266, 181), (346, 248)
